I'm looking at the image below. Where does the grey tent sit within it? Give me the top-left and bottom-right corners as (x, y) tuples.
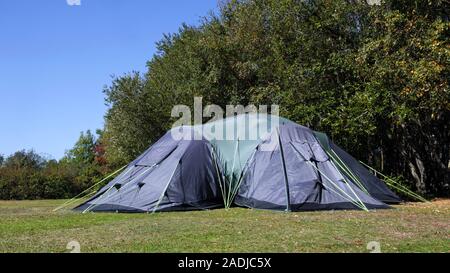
(75, 114), (400, 213)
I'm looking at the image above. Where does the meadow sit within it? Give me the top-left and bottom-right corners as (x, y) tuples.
(0, 199), (448, 253)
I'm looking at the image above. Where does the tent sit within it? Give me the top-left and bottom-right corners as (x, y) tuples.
(75, 114), (400, 213)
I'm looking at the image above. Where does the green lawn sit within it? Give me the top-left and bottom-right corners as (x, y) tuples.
(0, 199), (448, 253)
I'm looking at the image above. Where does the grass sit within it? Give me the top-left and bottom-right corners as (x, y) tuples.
(0, 199), (448, 253)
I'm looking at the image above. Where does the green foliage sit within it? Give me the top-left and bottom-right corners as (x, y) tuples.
(101, 0), (449, 196)
(102, 72), (170, 166)
(349, 0), (450, 195)
(2, 150), (47, 170)
(0, 131), (109, 200)
(2, 0), (447, 200)
(0, 150), (78, 200)
(61, 130), (107, 193)
(63, 130), (96, 166)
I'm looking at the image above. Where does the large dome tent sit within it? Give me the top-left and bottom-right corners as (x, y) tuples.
(74, 114), (401, 213)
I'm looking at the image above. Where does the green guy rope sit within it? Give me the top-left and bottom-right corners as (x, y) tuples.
(210, 147), (228, 208)
(327, 150), (369, 195)
(83, 165), (156, 213)
(328, 158), (369, 211)
(290, 143), (368, 211)
(53, 164), (128, 212)
(225, 139), (240, 208)
(359, 161), (428, 202)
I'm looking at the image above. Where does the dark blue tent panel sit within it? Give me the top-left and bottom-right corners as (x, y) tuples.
(329, 143), (400, 204)
(75, 128), (223, 213)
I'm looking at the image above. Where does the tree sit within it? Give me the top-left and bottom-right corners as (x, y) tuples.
(2, 150), (47, 170)
(0, 150), (80, 200)
(348, 0), (450, 195)
(63, 130), (96, 165)
(103, 72), (171, 165)
(93, 129), (107, 166)
(61, 130), (106, 190)
(101, 0), (449, 197)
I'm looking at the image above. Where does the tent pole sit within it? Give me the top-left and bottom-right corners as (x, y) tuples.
(277, 128), (291, 212)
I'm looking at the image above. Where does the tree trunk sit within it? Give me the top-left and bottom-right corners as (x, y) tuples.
(397, 114), (450, 197)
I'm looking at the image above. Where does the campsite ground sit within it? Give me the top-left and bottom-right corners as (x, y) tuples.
(0, 199), (448, 253)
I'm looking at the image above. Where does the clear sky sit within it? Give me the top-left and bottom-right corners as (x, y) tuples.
(0, 0), (218, 159)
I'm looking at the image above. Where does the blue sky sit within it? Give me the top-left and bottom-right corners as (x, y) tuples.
(0, 0), (218, 159)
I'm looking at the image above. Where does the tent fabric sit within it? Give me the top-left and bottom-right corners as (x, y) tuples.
(329, 142), (401, 204)
(312, 131), (400, 204)
(75, 114), (400, 213)
(75, 127), (223, 213)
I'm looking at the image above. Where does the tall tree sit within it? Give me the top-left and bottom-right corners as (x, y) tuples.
(101, 0), (449, 196)
(350, 0), (450, 195)
(61, 130), (104, 190)
(64, 130), (96, 166)
(2, 150), (47, 170)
